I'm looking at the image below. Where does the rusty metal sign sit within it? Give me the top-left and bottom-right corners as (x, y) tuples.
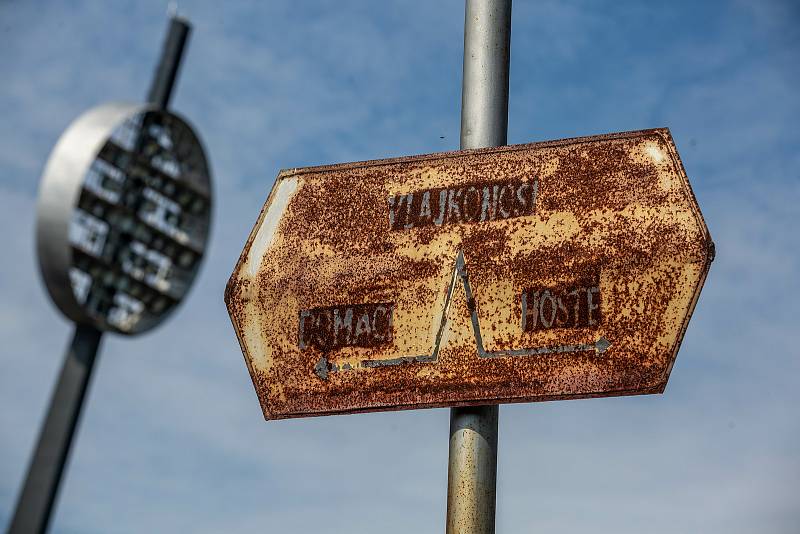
(225, 128), (713, 420)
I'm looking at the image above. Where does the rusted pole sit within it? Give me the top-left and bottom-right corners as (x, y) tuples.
(447, 1), (511, 533)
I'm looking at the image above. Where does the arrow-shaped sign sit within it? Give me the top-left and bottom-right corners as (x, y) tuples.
(225, 129), (712, 420)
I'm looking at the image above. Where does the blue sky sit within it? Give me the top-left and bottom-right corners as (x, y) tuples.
(1, 1), (798, 532)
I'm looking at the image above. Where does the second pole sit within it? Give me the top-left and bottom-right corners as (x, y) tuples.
(8, 16), (193, 534)
(446, 1), (511, 533)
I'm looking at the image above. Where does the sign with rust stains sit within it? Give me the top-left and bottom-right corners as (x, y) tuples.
(225, 128), (713, 420)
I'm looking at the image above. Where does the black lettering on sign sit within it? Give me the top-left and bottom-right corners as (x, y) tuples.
(520, 275), (601, 332)
(388, 179), (538, 231)
(298, 302), (394, 351)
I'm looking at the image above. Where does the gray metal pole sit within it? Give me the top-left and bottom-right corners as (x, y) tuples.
(147, 16), (191, 110)
(447, 1), (511, 533)
(459, 0), (512, 151)
(8, 325), (103, 534)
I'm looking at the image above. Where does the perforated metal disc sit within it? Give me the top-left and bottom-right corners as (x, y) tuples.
(36, 102), (212, 334)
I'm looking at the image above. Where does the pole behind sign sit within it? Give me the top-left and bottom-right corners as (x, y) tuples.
(446, 1), (512, 533)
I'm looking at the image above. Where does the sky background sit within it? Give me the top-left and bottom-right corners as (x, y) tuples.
(1, 0), (798, 532)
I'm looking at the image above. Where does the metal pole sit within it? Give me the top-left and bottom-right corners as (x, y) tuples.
(147, 16), (191, 110)
(10, 16), (192, 533)
(447, 1), (511, 533)
(8, 325), (103, 534)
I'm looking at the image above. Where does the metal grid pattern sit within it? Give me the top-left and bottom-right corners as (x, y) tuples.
(68, 110), (210, 333)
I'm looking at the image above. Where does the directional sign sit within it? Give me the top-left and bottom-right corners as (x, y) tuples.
(225, 129), (713, 420)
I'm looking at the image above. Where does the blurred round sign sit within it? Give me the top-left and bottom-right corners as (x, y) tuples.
(36, 102), (212, 335)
